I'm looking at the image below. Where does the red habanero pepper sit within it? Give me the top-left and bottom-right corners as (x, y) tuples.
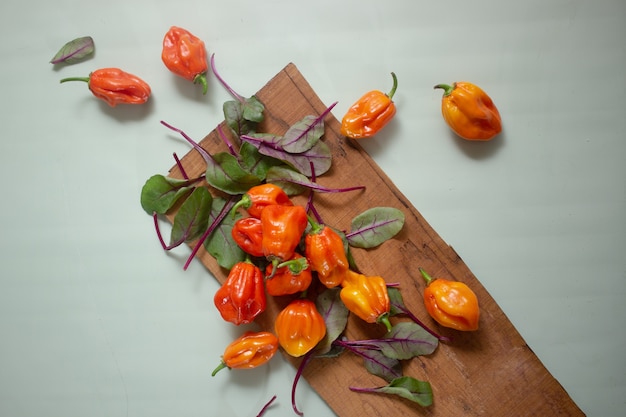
(305, 219), (350, 288)
(59, 68), (151, 107)
(214, 260), (266, 325)
(231, 217), (264, 257)
(433, 81), (502, 141)
(211, 331), (279, 376)
(231, 183), (293, 219)
(261, 204), (308, 265)
(420, 268), (480, 331)
(274, 299), (326, 357)
(265, 253), (312, 296)
(340, 72), (398, 139)
(161, 26), (209, 94)
(340, 270), (392, 332)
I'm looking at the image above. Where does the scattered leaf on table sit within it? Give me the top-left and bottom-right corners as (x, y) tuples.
(50, 36), (94, 64)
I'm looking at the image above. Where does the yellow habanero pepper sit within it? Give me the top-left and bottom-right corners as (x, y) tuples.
(420, 268), (479, 331)
(340, 270), (392, 332)
(434, 81), (502, 141)
(274, 299), (326, 357)
(340, 73), (398, 139)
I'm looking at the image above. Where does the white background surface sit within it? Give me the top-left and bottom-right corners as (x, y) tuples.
(1, 0), (624, 416)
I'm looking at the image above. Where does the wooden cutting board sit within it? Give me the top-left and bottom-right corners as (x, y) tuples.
(166, 63), (585, 416)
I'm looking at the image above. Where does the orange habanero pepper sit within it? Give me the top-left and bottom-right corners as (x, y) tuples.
(420, 267), (480, 331)
(211, 331), (279, 376)
(162, 26), (209, 94)
(340, 270), (392, 332)
(340, 72), (398, 139)
(274, 299), (326, 357)
(231, 217), (264, 258)
(231, 183), (293, 219)
(214, 260), (266, 325)
(434, 81), (502, 141)
(261, 204), (308, 264)
(265, 253), (312, 296)
(305, 219), (350, 288)
(59, 68), (151, 107)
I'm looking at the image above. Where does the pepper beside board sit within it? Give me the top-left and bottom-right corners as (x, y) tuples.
(165, 63), (584, 417)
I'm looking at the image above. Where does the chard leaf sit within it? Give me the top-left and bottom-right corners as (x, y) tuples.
(265, 166), (308, 196)
(360, 349), (403, 382)
(371, 322), (439, 359)
(351, 376), (433, 407)
(347, 207), (405, 248)
(223, 96), (264, 137)
(140, 174), (195, 215)
(239, 141), (283, 180)
(280, 103), (336, 153)
(242, 134), (332, 177)
(205, 151), (262, 195)
(170, 186), (212, 246)
(315, 288), (349, 355)
(50, 36), (95, 64)
(204, 197), (245, 269)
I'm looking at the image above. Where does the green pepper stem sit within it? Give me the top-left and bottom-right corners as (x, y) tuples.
(211, 361), (228, 376)
(59, 76), (90, 84)
(306, 215), (323, 234)
(194, 72), (208, 95)
(433, 83), (455, 97)
(275, 257), (309, 275)
(387, 72), (398, 100)
(419, 267), (435, 286)
(378, 313), (393, 332)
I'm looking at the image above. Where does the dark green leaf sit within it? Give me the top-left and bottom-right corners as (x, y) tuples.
(140, 174), (195, 215)
(265, 166), (311, 196)
(351, 376), (433, 407)
(204, 197), (246, 269)
(315, 288), (349, 355)
(223, 96), (264, 137)
(170, 187), (212, 245)
(239, 141), (283, 180)
(279, 102), (336, 153)
(205, 151), (262, 195)
(347, 207), (405, 248)
(50, 36), (94, 64)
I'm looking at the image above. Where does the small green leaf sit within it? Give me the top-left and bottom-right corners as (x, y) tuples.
(239, 141), (283, 180)
(50, 36), (95, 64)
(205, 151), (262, 195)
(204, 197), (246, 269)
(140, 174), (195, 215)
(351, 376), (433, 407)
(347, 207), (405, 248)
(170, 187), (212, 245)
(315, 288), (349, 355)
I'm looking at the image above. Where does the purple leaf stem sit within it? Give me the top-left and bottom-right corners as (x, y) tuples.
(183, 196), (237, 271)
(394, 304), (452, 343)
(172, 152), (189, 180)
(256, 395), (277, 417)
(209, 53), (244, 102)
(217, 123), (238, 157)
(281, 102), (338, 149)
(292, 350), (314, 416)
(153, 213), (186, 250)
(161, 120), (214, 164)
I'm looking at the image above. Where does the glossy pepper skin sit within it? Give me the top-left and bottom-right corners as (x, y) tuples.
(59, 68), (151, 107)
(231, 217), (264, 257)
(434, 81), (502, 141)
(420, 268), (479, 331)
(211, 331), (279, 376)
(260, 205), (308, 263)
(214, 260), (266, 325)
(305, 221), (350, 288)
(265, 253), (312, 296)
(162, 26), (208, 94)
(232, 183), (293, 219)
(340, 270), (392, 332)
(274, 299), (326, 357)
(340, 72), (398, 139)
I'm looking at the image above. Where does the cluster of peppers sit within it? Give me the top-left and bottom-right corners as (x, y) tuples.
(212, 183), (399, 374)
(211, 182), (481, 376)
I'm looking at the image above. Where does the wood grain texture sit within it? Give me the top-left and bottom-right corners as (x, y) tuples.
(166, 63), (584, 417)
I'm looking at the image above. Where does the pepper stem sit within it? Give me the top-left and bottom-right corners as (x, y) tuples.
(59, 76), (90, 84)
(306, 215), (323, 234)
(211, 361), (228, 376)
(419, 267), (435, 286)
(377, 313), (393, 332)
(193, 73), (208, 95)
(387, 72), (398, 100)
(433, 83), (455, 97)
